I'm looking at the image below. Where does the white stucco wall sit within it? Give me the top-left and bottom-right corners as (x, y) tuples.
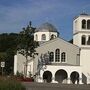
(14, 55), (17, 75)
(73, 33), (90, 47)
(27, 60), (34, 77)
(37, 65), (82, 84)
(73, 15), (90, 34)
(80, 49), (90, 84)
(34, 31), (57, 41)
(40, 65), (82, 76)
(14, 53), (26, 75)
(73, 15), (90, 47)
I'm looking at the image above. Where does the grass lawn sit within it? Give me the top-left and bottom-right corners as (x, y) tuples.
(0, 76), (26, 90)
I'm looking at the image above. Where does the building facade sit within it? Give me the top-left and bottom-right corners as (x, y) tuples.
(73, 13), (90, 84)
(14, 14), (90, 84)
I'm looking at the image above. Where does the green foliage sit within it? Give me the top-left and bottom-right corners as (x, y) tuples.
(0, 33), (18, 75)
(0, 52), (7, 61)
(0, 21), (39, 76)
(17, 21), (39, 76)
(16, 71), (24, 78)
(0, 77), (25, 90)
(17, 22), (38, 57)
(69, 39), (73, 43)
(0, 33), (18, 52)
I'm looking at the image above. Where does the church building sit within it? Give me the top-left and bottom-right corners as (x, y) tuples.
(14, 14), (90, 84)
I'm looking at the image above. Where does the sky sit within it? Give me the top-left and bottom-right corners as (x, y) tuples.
(0, 0), (90, 40)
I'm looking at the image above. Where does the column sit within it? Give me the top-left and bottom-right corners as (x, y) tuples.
(38, 76), (43, 82)
(67, 74), (71, 84)
(52, 74), (58, 83)
(79, 73), (82, 84)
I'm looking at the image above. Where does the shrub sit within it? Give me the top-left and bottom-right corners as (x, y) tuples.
(21, 77), (34, 82)
(0, 77), (26, 90)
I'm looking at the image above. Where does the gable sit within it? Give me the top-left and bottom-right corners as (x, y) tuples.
(36, 37), (79, 52)
(35, 37), (80, 66)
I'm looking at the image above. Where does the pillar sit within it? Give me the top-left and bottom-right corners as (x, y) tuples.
(67, 73), (71, 84)
(38, 76), (43, 82)
(79, 73), (82, 84)
(52, 73), (58, 83)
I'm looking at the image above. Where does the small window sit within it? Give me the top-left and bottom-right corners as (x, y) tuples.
(42, 34), (46, 40)
(87, 36), (90, 45)
(82, 19), (86, 29)
(36, 34), (38, 41)
(50, 34), (56, 40)
(81, 35), (86, 45)
(49, 52), (54, 62)
(55, 49), (60, 62)
(61, 52), (66, 62)
(87, 20), (90, 29)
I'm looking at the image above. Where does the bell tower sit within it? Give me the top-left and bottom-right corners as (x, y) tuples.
(73, 13), (90, 84)
(73, 13), (90, 47)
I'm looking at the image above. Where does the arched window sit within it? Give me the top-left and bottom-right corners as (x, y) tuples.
(36, 34), (38, 41)
(82, 19), (86, 29)
(61, 52), (66, 62)
(87, 36), (90, 45)
(55, 49), (60, 62)
(50, 34), (56, 40)
(42, 34), (46, 40)
(49, 52), (54, 62)
(87, 20), (90, 29)
(81, 35), (86, 45)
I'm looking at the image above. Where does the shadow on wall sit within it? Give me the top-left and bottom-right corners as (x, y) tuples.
(82, 73), (87, 84)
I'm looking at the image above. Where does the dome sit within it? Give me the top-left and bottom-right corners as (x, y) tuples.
(35, 22), (58, 32)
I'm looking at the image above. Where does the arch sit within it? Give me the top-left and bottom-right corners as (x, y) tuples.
(50, 34), (56, 40)
(43, 71), (52, 83)
(81, 35), (86, 45)
(82, 19), (86, 29)
(49, 52), (54, 62)
(55, 69), (68, 83)
(42, 34), (46, 40)
(55, 49), (60, 62)
(70, 71), (79, 84)
(61, 52), (66, 62)
(87, 20), (90, 29)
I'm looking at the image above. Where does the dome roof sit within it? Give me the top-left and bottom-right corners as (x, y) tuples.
(35, 22), (58, 32)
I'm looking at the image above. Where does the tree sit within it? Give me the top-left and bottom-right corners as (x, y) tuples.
(17, 21), (38, 76)
(69, 39), (73, 44)
(5, 48), (14, 75)
(0, 33), (18, 75)
(0, 33), (18, 52)
(0, 52), (7, 75)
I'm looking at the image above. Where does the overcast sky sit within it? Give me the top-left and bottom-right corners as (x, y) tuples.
(0, 0), (90, 40)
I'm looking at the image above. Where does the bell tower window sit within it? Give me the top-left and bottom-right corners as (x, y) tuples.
(50, 34), (56, 40)
(87, 20), (90, 29)
(81, 35), (86, 45)
(82, 19), (86, 29)
(87, 36), (90, 45)
(42, 34), (46, 40)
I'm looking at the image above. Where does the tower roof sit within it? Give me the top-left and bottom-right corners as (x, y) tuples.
(35, 22), (58, 32)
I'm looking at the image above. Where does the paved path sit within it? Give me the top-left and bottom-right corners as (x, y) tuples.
(22, 82), (90, 90)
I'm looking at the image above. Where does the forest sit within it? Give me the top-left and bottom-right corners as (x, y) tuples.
(0, 33), (18, 75)
(0, 22), (38, 75)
